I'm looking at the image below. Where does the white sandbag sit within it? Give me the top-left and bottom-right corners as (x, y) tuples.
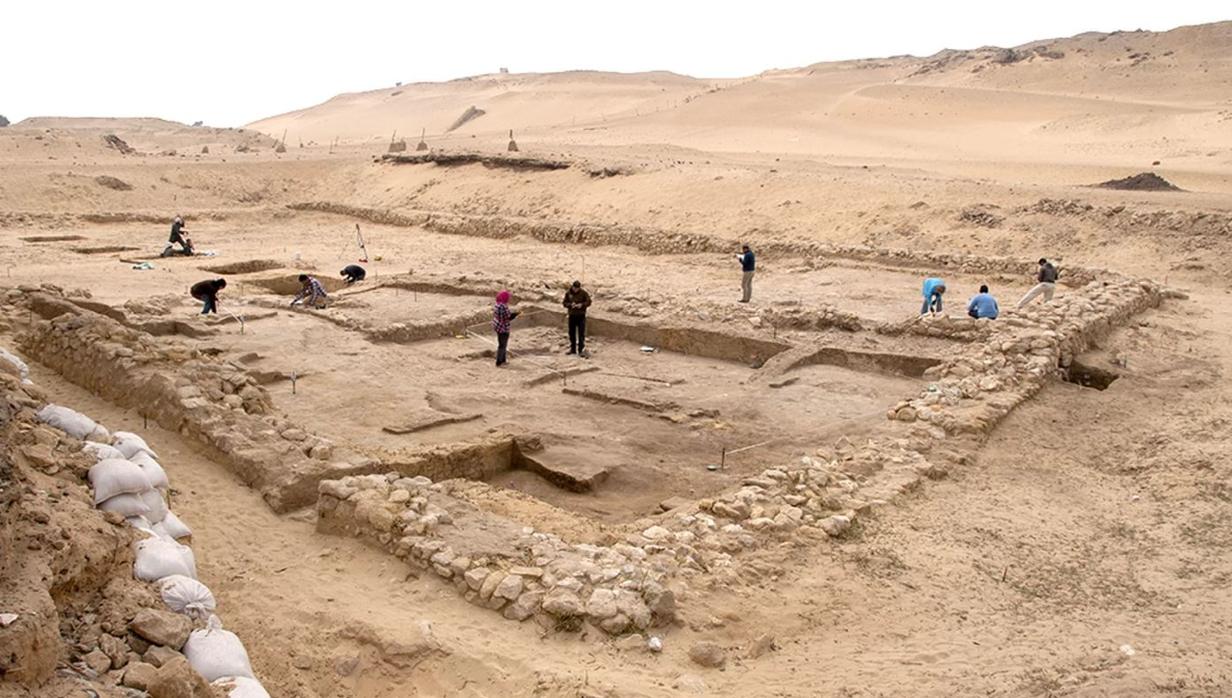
(113, 431), (158, 460)
(37, 404), (98, 440)
(86, 423), (111, 443)
(130, 451), (170, 489)
(81, 441), (126, 462)
(184, 616), (254, 682)
(211, 676), (270, 698)
(141, 489), (169, 524)
(126, 515), (157, 536)
(154, 511), (192, 540)
(159, 575), (217, 618)
(133, 537), (197, 581)
(98, 492), (151, 518)
(88, 459), (152, 503)
(0, 348), (30, 382)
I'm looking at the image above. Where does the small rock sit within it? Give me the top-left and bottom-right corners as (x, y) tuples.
(129, 609), (193, 650)
(648, 636), (663, 653)
(147, 655), (214, 697)
(83, 648), (112, 674)
(746, 633), (777, 659)
(143, 645), (181, 668)
(292, 654), (313, 670)
(494, 574), (524, 601)
(334, 655), (360, 676)
(688, 641), (726, 668)
(614, 634), (646, 652)
(121, 662), (159, 691)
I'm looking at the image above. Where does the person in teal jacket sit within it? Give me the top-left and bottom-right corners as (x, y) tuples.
(921, 277), (946, 316)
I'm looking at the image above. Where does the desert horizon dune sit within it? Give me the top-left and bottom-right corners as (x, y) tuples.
(2, 17), (1232, 698)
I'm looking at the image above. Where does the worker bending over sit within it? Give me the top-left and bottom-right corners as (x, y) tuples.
(291, 274), (328, 309)
(190, 278), (226, 315)
(162, 215), (194, 257)
(921, 277), (946, 316)
(341, 264), (366, 284)
(1017, 258), (1059, 308)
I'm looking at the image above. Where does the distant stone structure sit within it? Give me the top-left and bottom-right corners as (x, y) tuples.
(507, 129), (519, 152)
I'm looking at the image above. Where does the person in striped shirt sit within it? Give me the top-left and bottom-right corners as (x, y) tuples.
(492, 289), (520, 366)
(291, 274), (328, 308)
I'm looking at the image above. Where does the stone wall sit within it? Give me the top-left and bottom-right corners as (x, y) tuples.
(9, 289), (370, 512)
(317, 474), (677, 634)
(289, 201), (1106, 284)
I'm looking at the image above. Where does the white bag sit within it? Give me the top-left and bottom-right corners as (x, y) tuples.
(155, 511), (192, 540)
(86, 424), (112, 444)
(184, 616), (254, 682)
(211, 676), (270, 698)
(81, 442), (126, 462)
(159, 575), (217, 618)
(98, 492), (151, 518)
(134, 537), (197, 581)
(37, 404), (99, 440)
(113, 431), (158, 460)
(88, 459), (152, 503)
(126, 515), (157, 536)
(0, 348), (30, 382)
(130, 451), (170, 489)
(141, 489), (169, 524)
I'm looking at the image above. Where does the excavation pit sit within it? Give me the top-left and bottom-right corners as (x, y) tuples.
(72, 245), (140, 254)
(1064, 359), (1120, 390)
(223, 309), (928, 522)
(201, 259), (285, 275)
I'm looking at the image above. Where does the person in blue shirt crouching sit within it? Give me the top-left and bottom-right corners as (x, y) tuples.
(967, 284), (1000, 320)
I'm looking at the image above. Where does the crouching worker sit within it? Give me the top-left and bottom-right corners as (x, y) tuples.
(341, 264), (366, 284)
(161, 215), (194, 257)
(291, 274), (328, 309)
(920, 277), (946, 316)
(492, 289), (520, 367)
(191, 278), (226, 315)
(967, 284), (999, 319)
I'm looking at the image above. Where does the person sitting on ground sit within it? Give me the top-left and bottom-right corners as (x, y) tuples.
(921, 277), (946, 316)
(492, 289), (520, 367)
(190, 278), (226, 315)
(291, 274), (328, 308)
(340, 264), (366, 284)
(562, 280), (591, 356)
(967, 284), (999, 320)
(161, 215), (194, 257)
(1017, 257), (1060, 308)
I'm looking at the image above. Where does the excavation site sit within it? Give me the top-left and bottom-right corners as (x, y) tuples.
(3, 16), (1232, 698)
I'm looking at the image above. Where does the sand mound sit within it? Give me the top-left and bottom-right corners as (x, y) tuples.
(1094, 172), (1183, 192)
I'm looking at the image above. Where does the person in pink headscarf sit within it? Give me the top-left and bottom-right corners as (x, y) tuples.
(491, 289), (520, 366)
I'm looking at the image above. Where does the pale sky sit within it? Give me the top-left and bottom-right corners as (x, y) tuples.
(2, 0), (1227, 127)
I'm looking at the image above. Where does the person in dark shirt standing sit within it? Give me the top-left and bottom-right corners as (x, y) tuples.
(1017, 258), (1059, 309)
(737, 244), (756, 303)
(562, 280), (592, 356)
(340, 264), (366, 284)
(190, 278), (226, 315)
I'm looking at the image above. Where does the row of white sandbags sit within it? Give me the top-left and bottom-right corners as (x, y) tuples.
(38, 404), (268, 697)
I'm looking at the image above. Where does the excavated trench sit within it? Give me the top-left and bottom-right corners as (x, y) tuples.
(201, 259), (285, 275)
(1064, 359), (1120, 390)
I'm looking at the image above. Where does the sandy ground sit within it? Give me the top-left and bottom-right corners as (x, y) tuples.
(3, 19), (1232, 698)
